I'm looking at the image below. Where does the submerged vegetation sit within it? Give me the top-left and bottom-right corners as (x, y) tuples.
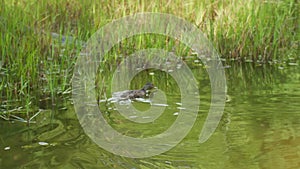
(0, 0), (299, 117)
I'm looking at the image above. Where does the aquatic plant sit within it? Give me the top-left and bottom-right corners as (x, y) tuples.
(0, 0), (298, 116)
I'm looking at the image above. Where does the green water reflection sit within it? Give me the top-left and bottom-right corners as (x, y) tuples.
(1, 64), (300, 169)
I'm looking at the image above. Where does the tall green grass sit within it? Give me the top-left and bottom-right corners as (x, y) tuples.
(0, 0), (299, 115)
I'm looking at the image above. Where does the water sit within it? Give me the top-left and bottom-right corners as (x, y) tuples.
(1, 64), (300, 169)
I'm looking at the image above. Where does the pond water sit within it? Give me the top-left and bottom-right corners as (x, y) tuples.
(1, 63), (300, 169)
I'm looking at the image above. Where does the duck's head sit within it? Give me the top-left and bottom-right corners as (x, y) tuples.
(142, 82), (155, 91)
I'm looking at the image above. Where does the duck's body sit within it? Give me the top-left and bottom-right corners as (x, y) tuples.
(111, 82), (155, 101)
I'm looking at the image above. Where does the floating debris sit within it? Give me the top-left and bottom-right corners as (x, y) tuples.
(0, 115), (9, 121)
(175, 102), (182, 106)
(222, 65), (231, 68)
(176, 64), (182, 69)
(38, 142), (49, 146)
(142, 116), (151, 119)
(173, 112), (179, 116)
(152, 103), (168, 107)
(288, 63), (298, 66)
(177, 107), (186, 110)
(10, 114), (36, 124)
(226, 95), (232, 102)
(165, 161), (172, 165)
(99, 99), (107, 103)
(4, 146), (10, 150)
(149, 72), (155, 75)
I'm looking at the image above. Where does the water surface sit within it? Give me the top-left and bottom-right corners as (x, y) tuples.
(1, 64), (300, 169)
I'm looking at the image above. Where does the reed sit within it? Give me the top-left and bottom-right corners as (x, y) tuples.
(0, 0), (298, 115)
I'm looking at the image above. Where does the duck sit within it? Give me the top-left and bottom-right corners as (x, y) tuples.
(111, 82), (155, 101)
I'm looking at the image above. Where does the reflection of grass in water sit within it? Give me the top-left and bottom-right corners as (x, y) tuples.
(1, 0), (298, 116)
(226, 63), (294, 94)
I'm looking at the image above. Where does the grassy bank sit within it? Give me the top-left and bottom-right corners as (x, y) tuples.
(0, 0), (299, 116)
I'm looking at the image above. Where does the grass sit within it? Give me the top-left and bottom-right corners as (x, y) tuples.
(0, 0), (299, 116)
